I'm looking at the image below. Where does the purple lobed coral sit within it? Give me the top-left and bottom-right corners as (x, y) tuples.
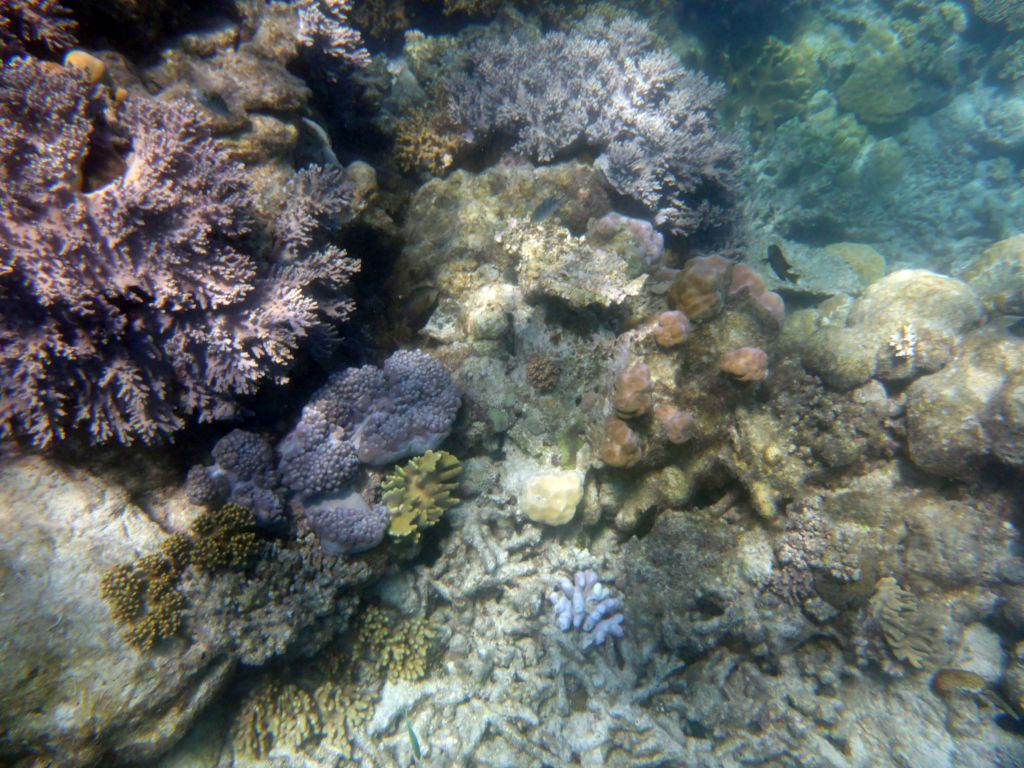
(549, 569), (625, 648)
(0, 58), (358, 447)
(448, 15), (740, 237)
(277, 350), (460, 498)
(303, 490), (390, 554)
(186, 429), (286, 526)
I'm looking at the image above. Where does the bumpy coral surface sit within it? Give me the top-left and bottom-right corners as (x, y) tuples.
(279, 350), (460, 496)
(304, 490), (390, 554)
(0, 59), (358, 447)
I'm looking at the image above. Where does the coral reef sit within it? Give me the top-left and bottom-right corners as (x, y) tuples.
(0, 0), (75, 57)
(447, 14), (740, 237)
(384, 449), (462, 541)
(549, 569), (625, 648)
(0, 58), (358, 447)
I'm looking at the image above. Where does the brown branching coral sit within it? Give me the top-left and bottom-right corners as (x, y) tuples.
(315, 681), (375, 757)
(394, 107), (467, 176)
(384, 450), (462, 541)
(0, 0), (76, 57)
(358, 605), (439, 682)
(865, 577), (941, 671)
(232, 681), (323, 759)
(526, 355), (560, 392)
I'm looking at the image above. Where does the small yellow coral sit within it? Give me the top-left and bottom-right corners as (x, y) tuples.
(383, 450), (462, 540)
(358, 606), (439, 683)
(232, 682), (323, 759)
(99, 563), (145, 624)
(316, 682), (374, 758)
(101, 552), (187, 650)
(191, 503), (258, 571)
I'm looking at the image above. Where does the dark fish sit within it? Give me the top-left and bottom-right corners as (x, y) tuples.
(767, 244), (798, 283)
(531, 195), (565, 222)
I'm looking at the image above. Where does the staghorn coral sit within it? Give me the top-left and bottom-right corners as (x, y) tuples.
(447, 14), (740, 237)
(394, 107), (467, 176)
(0, 59), (359, 447)
(384, 449), (462, 541)
(296, 0), (370, 68)
(190, 503), (259, 572)
(0, 0), (75, 57)
(232, 681), (323, 759)
(358, 605), (439, 682)
(315, 681), (375, 757)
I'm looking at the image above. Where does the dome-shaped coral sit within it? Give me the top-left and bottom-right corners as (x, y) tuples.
(612, 362), (653, 419)
(652, 311), (691, 348)
(598, 417), (642, 467)
(668, 255), (732, 320)
(719, 347), (769, 382)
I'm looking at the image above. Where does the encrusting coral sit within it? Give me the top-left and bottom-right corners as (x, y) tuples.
(384, 449), (462, 541)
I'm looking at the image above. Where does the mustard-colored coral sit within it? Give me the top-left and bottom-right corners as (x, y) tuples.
(99, 563), (145, 624)
(394, 108), (466, 176)
(191, 503), (258, 571)
(315, 682), (375, 758)
(358, 605), (439, 682)
(232, 681), (323, 759)
(100, 552), (187, 650)
(384, 450), (462, 540)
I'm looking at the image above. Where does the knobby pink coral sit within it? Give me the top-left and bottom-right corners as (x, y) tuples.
(719, 347), (769, 382)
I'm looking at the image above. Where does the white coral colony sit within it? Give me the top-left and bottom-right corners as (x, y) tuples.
(549, 569), (625, 648)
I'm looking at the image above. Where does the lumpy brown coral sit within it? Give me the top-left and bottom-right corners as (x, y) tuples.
(668, 255), (732, 320)
(598, 417), (643, 467)
(719, 347), (769, 382)
(100, 554), (186, 650)
(654, 405), (695, 444)
(357, 605), (439, 682)
(612, 362), (653, 419)
(191, 503), (259, 572)
(652, 310), (691, 348)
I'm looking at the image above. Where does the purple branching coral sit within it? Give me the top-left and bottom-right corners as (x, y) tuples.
(295, 0), (370, 69)
(0, 58), (359, 447)
(447, 15), (740, 237)
(1, 1), (76, 58)
(549, 569), (625, 648)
